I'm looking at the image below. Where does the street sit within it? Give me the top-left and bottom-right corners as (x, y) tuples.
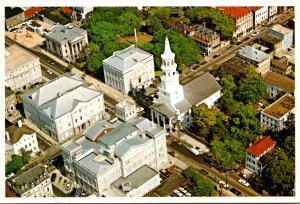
(169, 142), (261, 197)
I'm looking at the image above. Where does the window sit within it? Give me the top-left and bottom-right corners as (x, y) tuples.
(75, 119), (77, 123)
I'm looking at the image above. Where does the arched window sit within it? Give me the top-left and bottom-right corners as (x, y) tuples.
(171, 60), (174, 65)
(173, 72), (175, 75)
(164, 61), (166, 66)
(167, 61), (169, 66)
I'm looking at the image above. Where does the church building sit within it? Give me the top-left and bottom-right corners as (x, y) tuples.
(150, 37), (222, 129)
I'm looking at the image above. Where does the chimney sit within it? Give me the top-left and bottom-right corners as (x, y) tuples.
(249, 142), (252, 147)
(260, 135), (263, 140)
(17, 120), (23, 128)
(5, 131), (10, 141)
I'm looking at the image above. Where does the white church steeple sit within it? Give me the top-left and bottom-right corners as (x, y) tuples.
(157, 36), (184, 108)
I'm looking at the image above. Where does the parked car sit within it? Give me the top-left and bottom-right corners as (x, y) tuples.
(6, 173), (14, 179)
(47, 60), (55, 65)
(199, 168), (209, 176)
(166, 167), (174, 174)
(238, 179), (250, 187)
(47, 69), (53, 75)
(219, 180), (229, 189)
(244, 37), (250, 41)
(189, 147), (200, 156)
(179, 187), (187, 194)
(174, 190), (184, 197)
(230, 188), (242, 196)
(200, 61), (207, 65)
(251, 31), (258, 37)
(185, 192), (192, 197)
(168, 150), (178, 158)
(213, 53), (221, 58)
(160, 169), (170, 177)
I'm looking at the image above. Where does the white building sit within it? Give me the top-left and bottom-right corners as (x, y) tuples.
(6, 165), (53, 197)
(103, 45), (155, 94)
(5, 45), (42, 92)
(237, 45), (270, 75)
(262, 71), (294, 99)
(245, 136), (276, 176)
(249, 7), (269, 29)
(45, 23), (88, 63)
(61, 103), (167, 197)
(150, 37), (222, 129)
(261, 94), (295, 132)
(21, 73), (105, 143)
(74, 7), (94, 19)
(268, 24), (293, 51)
(5, 124), (40, 156)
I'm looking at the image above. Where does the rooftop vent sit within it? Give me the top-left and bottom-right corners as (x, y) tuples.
(121, 181), (131, 193)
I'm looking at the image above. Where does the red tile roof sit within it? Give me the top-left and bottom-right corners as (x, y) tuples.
(6, 188), (17, 197)
(217, 7), (252, 20)
(249, 7), (263, 11)
(24, 7), (42, 18)
(246, 136), (276, 157)
(61, 7), (73, 15)
(192, 35), (209, 44)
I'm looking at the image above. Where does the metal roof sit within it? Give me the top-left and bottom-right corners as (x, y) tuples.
(46, 23), (86, 43)
(103, 45), (153, 73)
(238, 46), (269, 63)
(97, 123), (137, 147)
(114, 135), (149, 157)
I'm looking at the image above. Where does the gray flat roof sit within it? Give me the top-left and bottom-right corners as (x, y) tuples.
(130, 117), (152, 132)
(270, 24), (293, 35)
(103, 45), (152, 72)
(112, 165), (158, 193)
(97, 123), (137, 147)
(46, 23), (86, 43)
(238, 45), (269, 63)
(5, 45), (38, 73)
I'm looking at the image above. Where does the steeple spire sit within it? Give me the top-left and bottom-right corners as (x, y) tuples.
(162, 36), (175, 60)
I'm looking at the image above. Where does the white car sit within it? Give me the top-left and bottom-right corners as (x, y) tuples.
(179, 187), (187, 194)
(185, 192), (192, 197)
(219, 180), (229, 188)
(251, 31), (258, 37)
(174, 190), (183, 197)
(47, 69), (53, 75)
(238, 179), (250, 187)
(189, 148), (200, 156)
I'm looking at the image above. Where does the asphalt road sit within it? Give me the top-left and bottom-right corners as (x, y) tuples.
(169, 142), (261, 197)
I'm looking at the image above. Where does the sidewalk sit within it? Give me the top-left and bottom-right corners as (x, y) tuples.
(23, 119), (58, 146)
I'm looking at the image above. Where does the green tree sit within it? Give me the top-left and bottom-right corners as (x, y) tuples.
(184, 167), (215, 196)
(191, 104), (218, 136)
(86, 52), (106, 75)
(102, 41), (120, 57)
(147, 7), (171, 20)
(211, 138), (244, 170)
(236, 66), (267, 104)
(283, 136), (295, 163)
(5, 153), (31, 174)
(145, 16), (164, 35)
(118, 12), (142, 36)
(185, 7), (235, 40)
(263, 149), (294, 195)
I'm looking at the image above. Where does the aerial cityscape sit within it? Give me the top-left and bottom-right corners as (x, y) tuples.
(4, 6), (295, 198)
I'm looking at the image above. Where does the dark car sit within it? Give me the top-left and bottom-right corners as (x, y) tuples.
(230, 188), (242, 196)
(213, 54), (220, 58)
(202, 153), (212, 163)
(244, 37), (250, 41)
(200, 61), (207, 65)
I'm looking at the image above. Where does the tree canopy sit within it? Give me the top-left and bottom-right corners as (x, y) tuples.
(263, 149), (294, 195)
(5, 153), (31, 175)
(185, 7), (235, 40)
(184, 166), (215, 196)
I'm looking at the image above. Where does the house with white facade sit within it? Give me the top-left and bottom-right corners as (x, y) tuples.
(268, 6), (278, 21)
(74, 7), (94, 19)
(5, 124), (40, 156)
(45, 23), (88, 63)
(245, 136), (276, 176)
(103, 45), (155, 94)
(150, 37), (222, 129)
(261, 94), (295, 132)
(21, 73), (105, 143)
(263, 71), (294, 99)
(6, 165), (53, 197)
(61, 110), (167, 197)
(249, 7), (269, 29)
(268, 24), (293, 51)
(5, 45), (42, 92)
(237, 45), (270, 75)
